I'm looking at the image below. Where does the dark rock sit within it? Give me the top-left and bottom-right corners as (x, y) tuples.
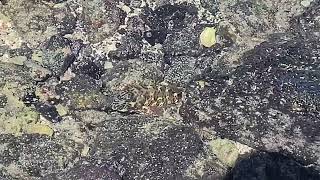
(108, 35), (143, 60)
(92, 115), (204, 179)
(54, 7), (77, 35)
(22, 91), (39, 106)
(0, 135), (19, 166)
(55, 75), (109, 111)
(162, 27), (202, 56)
(43, 0), (67, 4)
(0, 134), (79, 177)
(200, 0), (219, 15)
(71, 43), (106, 80)
(35, 103), (62, 123)
(42, 35), (75, 76)
(0, 171), (12, 180)
(0, 0), (8, 5)
(100, 61), (130, 83)
(290, 2), (320, 38)
(163, 56), (199, 86)
(162, 25), (224, 57)
(75, 60), (104, 80)
(142, 3), (198, 46)
(0, 63), (34, 99)
(183, 35), (320, 168)
(143, 30), (167, 46)
(0, 94), (7, 108)
(8, 43), (33, 60)
(126, 15), (145, 37)
(80, 0), (122, 43)
(44, 159), (122, 180)
(227, 152), (320, 180)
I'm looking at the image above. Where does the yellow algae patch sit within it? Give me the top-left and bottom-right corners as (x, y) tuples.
(0, 13), (23, 48)
(56, 104), (69, 116)
(209, 138), (239, 167)
(0, 109), (54, 137)
(31, 50), (44, 64)
(81, 145), (90, 157)
(1, 83), (25, 112)
(0, 83), (54, 136)
(24, 123), (54, 136)
(1, 109), (39, 135)
(200, 27), (217, 48)
(0, 54), (27, 66)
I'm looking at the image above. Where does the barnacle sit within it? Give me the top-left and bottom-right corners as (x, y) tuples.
(200, 27), (217, 48)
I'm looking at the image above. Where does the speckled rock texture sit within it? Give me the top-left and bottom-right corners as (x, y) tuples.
(1, 0), (320, 179)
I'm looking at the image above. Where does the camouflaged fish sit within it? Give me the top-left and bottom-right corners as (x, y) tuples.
(113, 82), (183, 116)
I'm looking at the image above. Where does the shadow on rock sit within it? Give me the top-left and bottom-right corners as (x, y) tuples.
(226, 152), (320, 180)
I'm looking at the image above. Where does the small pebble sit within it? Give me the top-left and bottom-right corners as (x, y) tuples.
(301, 0), (313, 7)
(200, 27), (217, 48)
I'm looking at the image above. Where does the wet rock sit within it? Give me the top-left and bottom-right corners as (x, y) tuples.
(183, 35), (320, 169)
(227, 152), (320, 180)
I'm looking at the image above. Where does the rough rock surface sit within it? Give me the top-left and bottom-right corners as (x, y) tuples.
(1, 0), (320, 179)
